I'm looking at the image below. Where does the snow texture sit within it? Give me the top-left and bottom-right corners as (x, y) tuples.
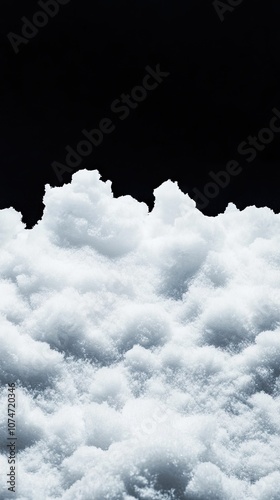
(0, 170), (280, 499)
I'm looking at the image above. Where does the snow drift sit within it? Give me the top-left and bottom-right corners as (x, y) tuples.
(0, 170), (280, 499)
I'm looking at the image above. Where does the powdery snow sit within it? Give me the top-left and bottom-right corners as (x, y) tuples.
(0, 170), (280, 499)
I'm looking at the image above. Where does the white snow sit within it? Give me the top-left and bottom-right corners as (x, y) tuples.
(0, 169), (280, 499)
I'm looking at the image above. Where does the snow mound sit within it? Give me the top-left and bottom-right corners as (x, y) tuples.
(0, 169), (280, 499)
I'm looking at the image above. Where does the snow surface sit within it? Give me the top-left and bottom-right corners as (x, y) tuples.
(0, 169), (280, 499)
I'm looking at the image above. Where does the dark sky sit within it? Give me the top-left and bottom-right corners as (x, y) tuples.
(1, 0), (280, 228)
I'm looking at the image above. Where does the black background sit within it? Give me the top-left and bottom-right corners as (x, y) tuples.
(1, 0), (280, 228)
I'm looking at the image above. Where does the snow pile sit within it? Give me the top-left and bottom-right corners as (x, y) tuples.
(0, 170), (280, 499)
